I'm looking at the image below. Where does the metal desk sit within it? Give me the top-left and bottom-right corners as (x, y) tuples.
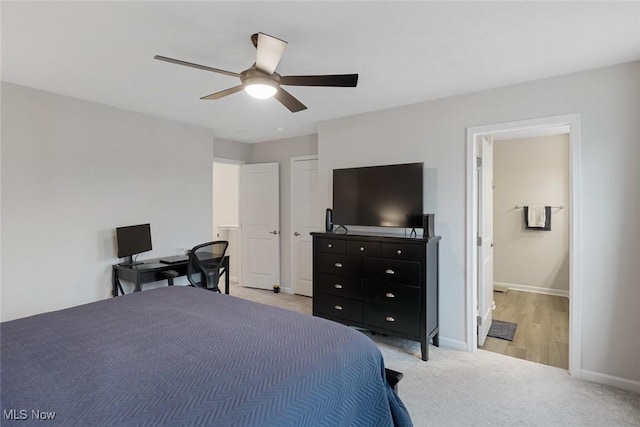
(112, 255), (229, 296)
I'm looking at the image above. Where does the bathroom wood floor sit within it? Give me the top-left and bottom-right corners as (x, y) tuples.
(480, 290), (569, 369)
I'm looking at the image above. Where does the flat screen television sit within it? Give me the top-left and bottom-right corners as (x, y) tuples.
(116, 223), (152, 263)
(332, 163), (424, 228)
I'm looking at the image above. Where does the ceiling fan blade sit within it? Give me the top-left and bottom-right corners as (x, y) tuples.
(254, 33), (288, 75)
(200, 85), (244, 100)
(274, 88), (307, 112)
(154, 55), (240, 78)
(280, 74), (359, 87)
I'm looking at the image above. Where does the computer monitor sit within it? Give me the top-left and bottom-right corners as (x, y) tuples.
(116, 223), (152, 264)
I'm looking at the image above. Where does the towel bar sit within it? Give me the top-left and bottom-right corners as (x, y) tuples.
(515, 205), (564, 209)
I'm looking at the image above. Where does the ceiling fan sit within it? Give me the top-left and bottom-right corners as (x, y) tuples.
(154, 32), (359, 113)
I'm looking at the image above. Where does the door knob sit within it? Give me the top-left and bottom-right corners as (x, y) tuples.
(269, 230), (279, 235)
(490, 242), (496, 248)
(294, 232), (300, 236)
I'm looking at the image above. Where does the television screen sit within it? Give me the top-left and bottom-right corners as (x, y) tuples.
(333, 163), (423, 228)
(116, 223), (152, 259)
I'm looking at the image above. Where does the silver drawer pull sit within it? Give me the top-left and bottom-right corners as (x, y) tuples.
(385, 269), (395, 275)
(328, 243), (333, 248)
(334, 305), (343, 310)
(334, 284), (343, 289)
(396, 250), (402, 255)
(335, 262), (343, 268)
(360, 246), (365, 252)
(385, 292), (395, 298)
(385, 316), (395, 322)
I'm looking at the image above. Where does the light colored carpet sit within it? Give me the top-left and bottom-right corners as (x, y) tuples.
(229, 283), (640, 426)
(371, 334), (640, 427)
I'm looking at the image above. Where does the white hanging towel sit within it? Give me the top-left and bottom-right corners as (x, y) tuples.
(527, 206), (546, 227)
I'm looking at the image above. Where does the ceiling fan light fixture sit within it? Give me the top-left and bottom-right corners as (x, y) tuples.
(244, 78), (278, 99)
(155, 32), (357, 112)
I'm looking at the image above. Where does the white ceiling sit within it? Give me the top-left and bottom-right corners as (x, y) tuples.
(2, 1), (639, 143)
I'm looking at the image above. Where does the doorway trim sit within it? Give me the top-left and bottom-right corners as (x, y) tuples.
(465, 113), (581, 378)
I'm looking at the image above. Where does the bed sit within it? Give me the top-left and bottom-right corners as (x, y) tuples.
(1, 286), (412, 426)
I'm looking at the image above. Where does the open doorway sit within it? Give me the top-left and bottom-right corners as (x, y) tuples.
(480, 129), (570, 369)
(213, 159), (281, 291)
(466, 114), (581, 377)
(213, 159), (242, 284)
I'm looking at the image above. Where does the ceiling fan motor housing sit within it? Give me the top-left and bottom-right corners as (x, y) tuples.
(241, 68), (280, 89)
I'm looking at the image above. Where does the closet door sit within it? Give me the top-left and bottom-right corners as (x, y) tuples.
(291, 157), (320, 297)
(241, 163), (280, 290)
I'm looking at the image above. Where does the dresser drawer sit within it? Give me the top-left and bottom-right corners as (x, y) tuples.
(316, 238), (346, 254)
(316, 253), (361, 276)
(364, 302), (420, 336)
(363, 258), (421, 286)
(314, 293), (363, 323)
(363, 280), (420, 308)
(315, 273), (363, 299)
(381, 243), (422, 262)
(347, 241), (381, 257)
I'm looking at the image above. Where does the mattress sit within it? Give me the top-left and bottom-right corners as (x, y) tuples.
(1, 286), (412, 426)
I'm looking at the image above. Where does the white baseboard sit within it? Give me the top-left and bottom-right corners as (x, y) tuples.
(494, 282), (569, 298)
(580, 369), (640, 394)
(438, 337), (467, 351)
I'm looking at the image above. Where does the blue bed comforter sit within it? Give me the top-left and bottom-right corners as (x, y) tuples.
(1, 286), (412, 426)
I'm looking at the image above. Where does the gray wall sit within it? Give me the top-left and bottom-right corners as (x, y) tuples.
(1, 82), (214, 321)
(318, 61), (640, 386)
(213, 137), (251, 163)
(493, 135), (570, 295)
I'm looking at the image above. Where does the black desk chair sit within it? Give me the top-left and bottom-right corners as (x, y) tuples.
(187, 241), (229, 292)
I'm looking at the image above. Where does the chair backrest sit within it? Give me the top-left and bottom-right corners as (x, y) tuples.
(187, 241), (229, 290)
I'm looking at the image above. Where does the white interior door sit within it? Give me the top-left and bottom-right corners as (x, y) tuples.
(478, 135), (495, 346)
(241, 163), (280, 290)
(291, 157), (320, 297)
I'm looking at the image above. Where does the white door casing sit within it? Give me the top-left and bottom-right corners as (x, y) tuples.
(466, 113), (581, 378)
(291, 157), (320, 297)
(477, 135), (494, 346)
(241, 163), (280, 290)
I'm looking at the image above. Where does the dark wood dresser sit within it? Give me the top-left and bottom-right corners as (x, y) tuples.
(311, 231), (440, 361)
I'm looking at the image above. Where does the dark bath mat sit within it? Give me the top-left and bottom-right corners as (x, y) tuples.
(488, 320), (517, 341)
